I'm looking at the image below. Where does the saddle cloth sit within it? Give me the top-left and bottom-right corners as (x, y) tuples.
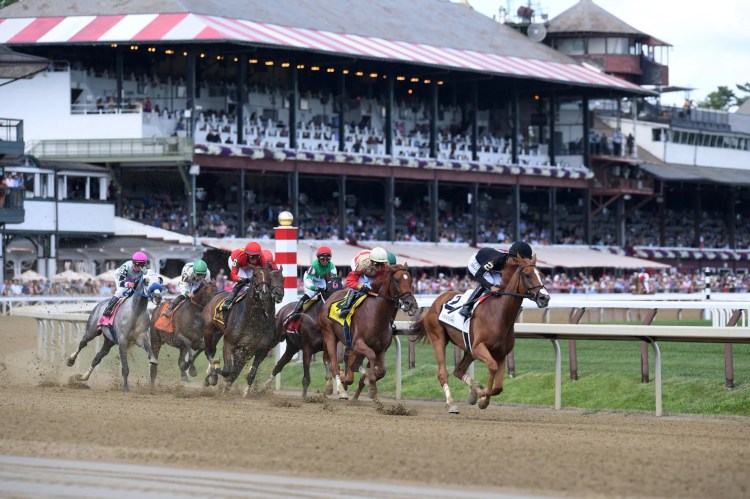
(154, 302), (175, 333)
(327, 293), (369, 326)
(211, 288), (249, 325)
(438, 290), (474, 334)
(285, 295), (322, 333)
(97, 299), (125, 327)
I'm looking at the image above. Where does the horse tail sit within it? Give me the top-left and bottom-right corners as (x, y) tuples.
(410, 317), (430, 344)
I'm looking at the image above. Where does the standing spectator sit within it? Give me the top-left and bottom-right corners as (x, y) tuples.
(626, 133), (635, 157)
(612, 128), (624, 157)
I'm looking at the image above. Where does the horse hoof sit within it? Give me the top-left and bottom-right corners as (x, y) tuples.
(448, 404), (460, 414)
(478, 398), (489, 410)
(188, 365), (198, 377)
(203, 377), (210, 387)
(467, 389), (478, 406)
(74, 374), (87, 382)
(123, 385), (129, 393)
(368, 387), (378, 401)
(209, 374), (218, 386)
(180, 373), (190, 382)
(338, 391), (349, 400)
(66, 357), (75, 367)
(324, 380), (333, 396)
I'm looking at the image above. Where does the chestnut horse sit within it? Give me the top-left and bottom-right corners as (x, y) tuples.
(149, 280), (218, 384)
(200, 265), (284, 395)
(411, 255), (550, 413)
(264, 277), (344, 398)
(319, 264), (418, 401)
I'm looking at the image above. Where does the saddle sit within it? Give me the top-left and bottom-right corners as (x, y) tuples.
(211, 288), (249, 325)
(284, 295), (321, 334)
(97, 298), (125, 327)
(328, 293), (368, 325)
(154, 302), (176, 333)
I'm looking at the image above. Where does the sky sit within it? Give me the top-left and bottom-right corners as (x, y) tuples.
(463, 0), (750, 107)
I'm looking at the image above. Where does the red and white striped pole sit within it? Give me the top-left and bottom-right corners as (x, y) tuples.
(274, 211), (298, 305)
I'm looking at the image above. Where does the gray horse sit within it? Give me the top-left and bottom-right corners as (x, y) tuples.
(66, 273), (164, 392)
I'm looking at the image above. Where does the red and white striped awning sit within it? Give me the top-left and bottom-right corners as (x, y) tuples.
(0, 13), (643, 92)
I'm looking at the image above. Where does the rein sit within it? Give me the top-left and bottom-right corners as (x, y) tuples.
(493, 263), (546, 300)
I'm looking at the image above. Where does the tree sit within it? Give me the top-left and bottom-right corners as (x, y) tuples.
(698, 83), (750, 111)
(698, 86), (735, 111)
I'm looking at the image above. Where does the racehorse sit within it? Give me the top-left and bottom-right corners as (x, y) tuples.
(411, 254), (550, 413)
(319, 264), (418, 401)
(265, 277), (344, 398)
(66, 273), (164, 392)
(201, 265), (284, 395)
(149, 280), (218, 385)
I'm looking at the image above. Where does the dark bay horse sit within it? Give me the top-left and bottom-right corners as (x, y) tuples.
(411, 255), (550, 413)
(67, 273), (164, 392)
(149, 280), (218, 384)
(264, 277), (344, 398)
(319, 264), (418, 401)
(201, 265), (284, 395)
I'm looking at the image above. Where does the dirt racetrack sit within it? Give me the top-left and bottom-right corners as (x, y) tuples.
(1, 315), (749, 498)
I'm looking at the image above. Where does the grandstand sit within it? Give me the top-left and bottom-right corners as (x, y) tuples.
(1, 0), (749, 282)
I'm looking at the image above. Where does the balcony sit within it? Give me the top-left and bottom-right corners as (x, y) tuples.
(25, 136), (194, 164)
(0, 187), (25, 224)
(0, 118), (24, 160)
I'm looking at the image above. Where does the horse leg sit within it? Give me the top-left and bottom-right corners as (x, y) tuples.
(149, 339), (162, 388)
(428, 329), (459, 413)
(301, 346), (313, 399)
(175, 335), (192, 382)
(243, 349), (270, 398)
(374, 350), (387, 382)
(67, 327), (100, 367)
(188, 345), (204, 377)
(203, 329), (220, 387)
(322, 323), (346, 399)
(323, 350), (333, 396)
(352, 339), (378, 402)
(353, 363), (368, 401)
(76, 336), (114, 382)
(118, 340), (130, 393)
(453, 351), (482, 406)
(470, 342), (499, 410)
(263, 343), (299, 391)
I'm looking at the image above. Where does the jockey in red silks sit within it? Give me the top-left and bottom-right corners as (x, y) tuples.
(338, 246), (388, 318)
(221, 241), (269, 322)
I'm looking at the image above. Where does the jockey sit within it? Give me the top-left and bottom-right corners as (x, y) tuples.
(459, 241), (532, 319)
(262, 249), (281, 271)
(221, 241), (269, 322)
(103, 251), (149, 317)
(164, 259), (211, 317)
(338, 246), (388, 318)
(288, 246), (337, 321)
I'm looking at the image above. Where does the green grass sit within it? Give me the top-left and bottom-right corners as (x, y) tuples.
(75, 319), (750, 417)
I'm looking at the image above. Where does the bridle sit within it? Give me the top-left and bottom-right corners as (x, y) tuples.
(494, 262), (547, 302)
(132, 276), (164, 303)
(376, 266), (417, 311)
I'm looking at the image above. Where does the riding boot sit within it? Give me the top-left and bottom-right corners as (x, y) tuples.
(338, 290), (359, 318)
(288, 295), (310, 321)
(459, 285), (485, 319)
(221, 282), (244, 322)
(165, 294), (187, 317)
(102, 296), (120, 317)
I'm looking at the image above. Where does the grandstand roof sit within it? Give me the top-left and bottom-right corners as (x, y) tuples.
(201, 239), (668, 269)
(0, 0), (647, 93)
(639, 162), (750, 186)
(547, 0), (671, 46)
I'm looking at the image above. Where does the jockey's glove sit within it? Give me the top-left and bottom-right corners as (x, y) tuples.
(310, 285), (318, 291)
(360, 286), (370, 294)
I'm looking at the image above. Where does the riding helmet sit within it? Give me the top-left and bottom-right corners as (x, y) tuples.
(370, 247), (388, 263)
(386, 251), (397, 265)
(245, 241), (262, 256)
(193, 260), (208, 275)
(132, 251), (148, 263)
(509, 241), (532, 259)
(316, 246), (332, 257)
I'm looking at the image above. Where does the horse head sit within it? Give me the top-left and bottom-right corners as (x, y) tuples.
(269, 267), (285, 303)
(140, 271), (164, 306)
(192, 280), (219, 307)
(250, 265), (272, 301)
(382, 263), (418, 316)
(508, 255), (550, 308)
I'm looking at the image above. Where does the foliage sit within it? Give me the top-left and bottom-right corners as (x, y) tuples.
(0, 0), (20, 9)
(698, 83), (750, 111)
